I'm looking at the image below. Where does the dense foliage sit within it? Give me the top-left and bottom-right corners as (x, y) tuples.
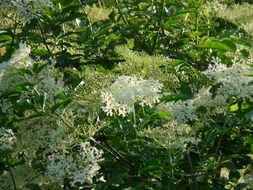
(1, 0), (253, 189)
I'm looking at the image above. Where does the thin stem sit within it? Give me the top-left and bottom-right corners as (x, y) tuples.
(19, 174), (41, 190)
(92, 139), (132, 169)
(114, 0), (142, 48)
(8, 16), (18, 57)
(132, 108), (136, 127)
(195, 7), (199, 45)
(38, 20), (52, 55)
(215, 97), (233, 155)
(114, 0), (128, 25)
(9, 167), (17, 190)
(150, 0), (166, 54)
(168, 143), (174, 179)
(186, 151), (198, 188)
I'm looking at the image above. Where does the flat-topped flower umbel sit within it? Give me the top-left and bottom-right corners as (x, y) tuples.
(101, 76), (163, 117)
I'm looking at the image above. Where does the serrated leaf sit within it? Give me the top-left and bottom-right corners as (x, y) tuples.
(19, 68), (34, 76)
(32, 49), (50, 59)
(51, 99), (71, 113)
(199, 39), (236, 52)
(0, 34), (12, 43)
(32, 63), (48, 74)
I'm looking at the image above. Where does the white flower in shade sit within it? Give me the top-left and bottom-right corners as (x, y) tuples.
(46, 154), (73, 181)
(101, 76), (163, 117)
(204, 58), (253, 101)
(0, 62), (9, 82)
(0, 42), (32, 81)
(84, 5), (111, 22)
(160, 86), (213, 123)
(8, 41), (33, 68)
(160, 57), (253, 123)
(1, 0), (54, 20)
(240, 174), (253, 189)
(69, 142), (103, 186)
(0, 128), (16, 150)
(46, 142), (103, 187)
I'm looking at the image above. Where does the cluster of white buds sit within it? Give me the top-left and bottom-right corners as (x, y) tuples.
(0, 128), (16, 150)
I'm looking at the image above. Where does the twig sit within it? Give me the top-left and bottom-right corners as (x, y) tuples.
(38, 20), (52, 55)
(114, 0), (142, 48)
(9, 167), (17, 190)
(150, 0), (166, 54)
(186, 151), (198, 188)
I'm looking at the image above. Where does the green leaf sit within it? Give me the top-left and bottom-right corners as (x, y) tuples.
(162, 20), (182, 30)
(32, 49), (50, 59)
(234, 183), (248, 190)
(151, 111), (169, 121)
(25, 183), (42, 190)
(0, 34), (12, 43)
(51, 99), (71, 113)
(55, 91), (68, 100)
(198, 39), (236, 52)
(229, 170), (240, 183)
(229, 103), (239, 112)
(221, 39), (237, 52)
(196, 106), (208, 114)
(161, 93), (187, 102)
(248, 80), (253, 86)
(61, 5), (81, 15)
(19, 68), (34, 76)
(240, 49), (249, 58)
(32, 63), (48, 74)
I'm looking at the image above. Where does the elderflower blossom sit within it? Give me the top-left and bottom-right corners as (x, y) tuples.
(240, 174), (253, 189)
(160, 57), (253, 123)
(138, 121), (194, 149)
(0, 0), (54, 20)
(204, 57), (253, 101)
(47, 142), (103, 187)
(0, 128), (16, 150)
(160, 86), (213, 123)
(84, 5), (112, 22)
(0, 42), (64, 104)
(8, 41), (33, 68)
(101, 76), (163, 117)
(204, 1), (253, 36)
(0, 41), (32, 82)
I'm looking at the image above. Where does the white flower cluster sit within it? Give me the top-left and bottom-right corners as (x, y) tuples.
(101, 76), (163, 117)
(10, 42), (32, 66)
(36, 63), (64, 104)
(240, 174), (253, 189)
(160, 57), (253, 123)
(0, 128), (16, 150)
(138, 121), (198, 150)
(204, 1), (253, 36)
(0, 0), (54, 20)
(0, 41), (64, 106)
(0, 42), (32, 82)
(160, 86), (213, 123)
(114, 46), (180, 88)
(84, 5), (112, 23)
(47, 142), (103, 187)
(204, 57), (253, 101)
